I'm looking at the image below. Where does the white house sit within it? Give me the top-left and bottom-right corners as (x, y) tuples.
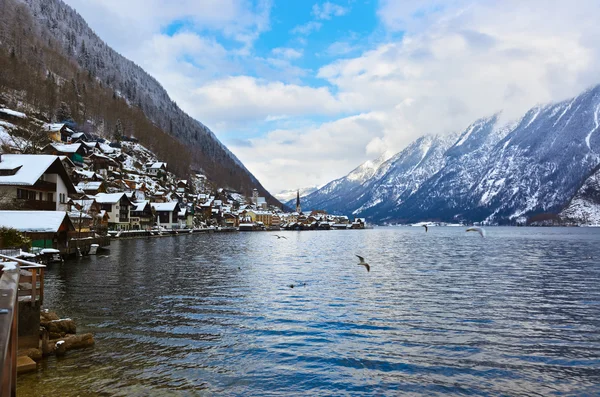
(151, 201), (181, 229)
(94, 192), (133, 230)
(0, 154), (76, 211)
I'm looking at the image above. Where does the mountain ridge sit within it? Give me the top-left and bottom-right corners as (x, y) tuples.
(297, 84), (600, 224)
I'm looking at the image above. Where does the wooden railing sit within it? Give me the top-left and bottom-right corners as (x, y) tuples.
(0, 255), (45, 306)
(0, 261), (19, 397)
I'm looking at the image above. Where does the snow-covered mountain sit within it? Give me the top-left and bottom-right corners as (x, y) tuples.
(561, 166), (600, 225)
(288, 151), (392, 210)
(300, 84), (600, 224)
(275, 186), (319, 204)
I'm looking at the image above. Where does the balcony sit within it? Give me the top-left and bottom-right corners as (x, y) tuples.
(32, 181), (57, 192)
(17, 200), (56, 211)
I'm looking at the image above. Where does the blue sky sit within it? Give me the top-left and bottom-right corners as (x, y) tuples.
(63, 0), (600, 194)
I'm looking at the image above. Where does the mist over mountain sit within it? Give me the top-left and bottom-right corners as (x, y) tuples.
(297, 85), (600, 224)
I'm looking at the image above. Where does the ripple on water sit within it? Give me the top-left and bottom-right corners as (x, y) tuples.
(17, 227), (600, 396)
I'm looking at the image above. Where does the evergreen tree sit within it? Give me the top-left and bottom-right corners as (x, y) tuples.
(113, 118), (124, 142)
(56, 101), (72, 122)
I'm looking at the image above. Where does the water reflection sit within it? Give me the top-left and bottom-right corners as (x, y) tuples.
(18, 227), (600, 396)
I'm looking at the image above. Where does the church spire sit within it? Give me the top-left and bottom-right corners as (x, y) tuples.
(296, 189), (302, 214)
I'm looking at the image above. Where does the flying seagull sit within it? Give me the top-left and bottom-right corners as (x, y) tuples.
(422, 224), (428, 232)
(466, 226), (486, 238)
(356, 255), (370, 272)
(274, 235), (287, 239)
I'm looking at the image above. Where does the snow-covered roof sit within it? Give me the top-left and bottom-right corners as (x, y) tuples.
(0, 108), (27, 119)
(49, 143), (83, 153)
(95, 192), (129, 204)
(0, 154), (60, 186)
(151, 202), (178, 212)
(150, 162), (167, 169)
(0, 211), (72, 232)
(72, 199), (96, 212)
(77, 181), (103, 191)
(74, 169), (101, 179)
(132, 200), (150, 212)
(71, 132), (85, 139)
(68, 211), (92, 220)
(99, 143), (116, 154)
(43, 123), (65, 132)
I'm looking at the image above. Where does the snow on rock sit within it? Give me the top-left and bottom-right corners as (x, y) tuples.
(561, 167), (600, 224)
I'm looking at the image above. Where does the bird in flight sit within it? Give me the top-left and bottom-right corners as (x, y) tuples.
(274, 235), (287, 239)
(466, 226), (486, 238)
(356, 255), (370, 272)
(422, 224), (428, 232)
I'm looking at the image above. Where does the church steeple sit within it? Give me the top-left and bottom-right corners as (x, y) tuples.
(296, 189), (302, 214)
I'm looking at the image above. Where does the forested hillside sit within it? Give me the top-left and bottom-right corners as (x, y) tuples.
(0, 0), (279, 204)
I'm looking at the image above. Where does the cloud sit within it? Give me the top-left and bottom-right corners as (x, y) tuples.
(230, 112), (388, 194)
(290, 21), (323, 35)
(312, 2), (349, 20)
(63, 0), (272, 53)
(271, 47), (304, 60)
(63, 0), (600, 194)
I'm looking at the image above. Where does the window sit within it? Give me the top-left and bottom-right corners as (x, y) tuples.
(39, 192), (43, 201)
(47, 193), (53, 202)
(59, 193), (66, 203)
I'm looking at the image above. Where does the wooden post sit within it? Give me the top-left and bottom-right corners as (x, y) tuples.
(10, 296), (17, 397)
(39, 268), (44, 305)
(31, 269), (37, 304)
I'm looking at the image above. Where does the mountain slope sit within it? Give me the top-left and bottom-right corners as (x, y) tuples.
(560, 165), (600, 224)
(289, 152), (391, 210)
(300, 85), (600, 224)
(0, 0), (278, 203)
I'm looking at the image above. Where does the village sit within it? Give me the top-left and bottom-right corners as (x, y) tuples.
(0, 104), (370, 386)
(0, 105), (367, 260)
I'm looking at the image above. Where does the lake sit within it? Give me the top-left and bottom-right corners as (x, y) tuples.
(17, 227), (600, 396)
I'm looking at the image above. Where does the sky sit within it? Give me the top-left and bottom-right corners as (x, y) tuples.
(61, 0), (600, 194)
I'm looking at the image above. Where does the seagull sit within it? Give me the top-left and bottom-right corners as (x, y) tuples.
(466, 226), (486, 238)
(422, 224), (428, 232)
(356, 255), (370, 272)
(274, 235), (287, 239)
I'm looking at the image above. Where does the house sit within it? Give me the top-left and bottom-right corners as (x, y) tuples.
(43, 142), (88, 166)
(72, 169), (103, 184)
(0, 210), (75, 251)
(0, 154), (76, 211)
(147, 162), (167, 177)
(94, 192), (133, 230)
(76, 181), (106, 195)
(69, 132), (89, 143)
(42, 123), (70, 142)
(130, 200), (153, 230)
(176, 179), (190, 195)
(151, 202), (181, 229)
(89, 153), (120, 177)
(69, 198), (102, 231)
(68, 210), (94, 234)
(223, 213), (239, 228)
(177, 206), (194, 228)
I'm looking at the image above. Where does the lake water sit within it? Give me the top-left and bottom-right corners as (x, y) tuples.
(17, 227), (600, 396)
